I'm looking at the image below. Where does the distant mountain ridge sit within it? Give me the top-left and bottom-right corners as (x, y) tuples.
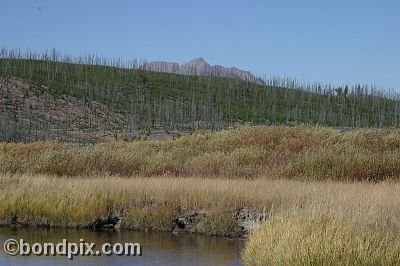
(143, 57), (265, 85)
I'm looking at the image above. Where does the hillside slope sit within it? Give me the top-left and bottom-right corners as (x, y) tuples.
(0, 56), (399, 142)
(0, 76), (127, 142)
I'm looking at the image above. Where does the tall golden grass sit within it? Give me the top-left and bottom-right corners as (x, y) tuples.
(1, 126), (400, 181)
(2, 126), (400, 263)
(2, 175), (400, 236)
(243, 216), (400, 266)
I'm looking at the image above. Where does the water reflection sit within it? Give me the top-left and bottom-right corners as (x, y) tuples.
(0, 227), (245, 265)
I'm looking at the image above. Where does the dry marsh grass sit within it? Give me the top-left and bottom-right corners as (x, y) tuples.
(2, 126), (400, 263)
(2, 175), (400, 235)
(1, 126), (400, 181)
(243, 216), (400, 266)
(1, 173), (400, 263)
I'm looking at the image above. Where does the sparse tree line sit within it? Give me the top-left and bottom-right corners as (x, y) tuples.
(0, 48), (399, 143)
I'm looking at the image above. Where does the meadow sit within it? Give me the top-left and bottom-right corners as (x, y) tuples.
(2, 125), (400, 181)
(1, 126), (400, 264)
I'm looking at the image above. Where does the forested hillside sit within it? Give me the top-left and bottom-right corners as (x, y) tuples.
(0, 49), (399, 143)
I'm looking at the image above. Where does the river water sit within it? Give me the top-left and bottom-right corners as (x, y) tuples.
(0, 227), (245, 265)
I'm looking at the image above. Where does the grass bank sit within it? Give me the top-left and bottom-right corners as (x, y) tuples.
(2, 175), (400, 238)
(2, 126), (400, 181)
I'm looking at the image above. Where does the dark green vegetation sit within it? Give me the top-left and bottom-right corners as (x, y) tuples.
(1, 48), (400, 142)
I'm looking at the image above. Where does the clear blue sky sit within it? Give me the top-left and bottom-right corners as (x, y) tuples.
(1, 0), (399, 89)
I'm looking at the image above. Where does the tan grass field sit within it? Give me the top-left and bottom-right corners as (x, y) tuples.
(2, 175), (400, 232)
(243, 216), (400, 266)
(2, 126), (400, 181)
(1, 126), (400, 264)
(1, 175), (400, 264)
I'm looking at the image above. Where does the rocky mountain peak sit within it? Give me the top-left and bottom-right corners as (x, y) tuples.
(187, 57), (208, 65)
(144, 58), (264, 85)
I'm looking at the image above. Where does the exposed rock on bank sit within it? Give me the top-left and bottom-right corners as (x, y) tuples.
(3, 208), (270, 238)
(172, 211), (207, 234)
(171, 209), (270, 238)
(86, 209), (127, 229)
(233, 209), (270, 237)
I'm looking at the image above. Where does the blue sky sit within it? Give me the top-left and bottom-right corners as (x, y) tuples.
(1, 0), (399, 89)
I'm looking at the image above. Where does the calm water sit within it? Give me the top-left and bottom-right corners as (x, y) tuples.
(0, 227), (245, 266)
